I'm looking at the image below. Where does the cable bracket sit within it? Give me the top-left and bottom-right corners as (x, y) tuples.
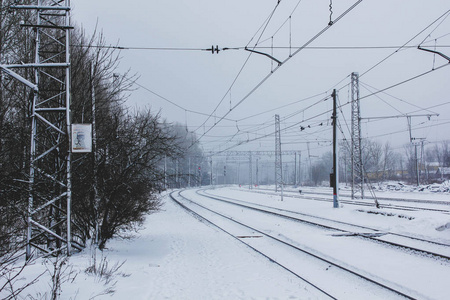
(418, 45), (450, 63)
(244, 47), (282, 66)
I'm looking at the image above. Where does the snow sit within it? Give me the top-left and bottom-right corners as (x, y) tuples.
(5, 191), (319, 299)
(3, 185), (450, 299)
(192, 187), (450, 299)
(98, 197), (317, 299)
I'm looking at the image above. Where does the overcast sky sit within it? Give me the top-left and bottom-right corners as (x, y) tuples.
(72, 1), (450, 155)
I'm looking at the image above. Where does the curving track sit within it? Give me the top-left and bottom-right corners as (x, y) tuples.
(246, 187), (450, 213)
(170, 188), (450, 299)
(199, 189), (450, 260)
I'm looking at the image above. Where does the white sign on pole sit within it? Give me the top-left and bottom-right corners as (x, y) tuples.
(71, 124), (92, 153)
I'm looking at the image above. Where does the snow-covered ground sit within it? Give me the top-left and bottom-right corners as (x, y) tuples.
(3, 185), (450, 299)
(283, 180), (450, 203)
(4, 190), (319, 299)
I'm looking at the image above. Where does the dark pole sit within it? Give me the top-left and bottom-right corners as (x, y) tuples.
(332, 89), (339, 208)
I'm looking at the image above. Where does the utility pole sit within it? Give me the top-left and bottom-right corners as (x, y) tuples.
(332, 89), (340, 208)
(210, 157), (213, 186)
(223, 164), (227, 185)
(415, 144), (419, 186)
(248, 151), (253, 189)
(294, 152), (297, 187)
(176, 159), (179, 188)
(307, 142), (312, 182)
(188, 157), (191, 188)
(256, 158), (259, 187)
(164, 155), (167, 189)
(275, 114), (283, 201)
(407, 116), (425, 186)
(91, 63), (100, 245)
(215, 162), (218, 186)
(298, 152), (302, 186)
(237, 161), (240, 185)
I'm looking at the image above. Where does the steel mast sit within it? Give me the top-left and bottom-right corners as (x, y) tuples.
(1, 1), (76, 258)
(351, 72), (364, 199)
(275, 114), (283, 200)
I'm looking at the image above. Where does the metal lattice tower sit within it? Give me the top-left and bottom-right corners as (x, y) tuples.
(2, 1), (75, 258)
(274, 115), (283, 199)
(350, 72), (364, 199)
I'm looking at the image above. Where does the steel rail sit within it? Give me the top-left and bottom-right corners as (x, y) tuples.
(169, 191), (336, 299)
(172, 190), (418, 299)
(199, 189), (450, 260)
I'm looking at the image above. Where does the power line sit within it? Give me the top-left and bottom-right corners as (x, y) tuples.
(365, 120), (450, 141)
(123, 77), (237, 122)
(89, 5), (448, 154)
(205, 93), (331, 151)
(73, 45), (213, 51)
(360, 9), (450, 78)
(359, 63), (450, 102)
(257, 0), (304, 46)
(192, 0), (363, 145)
(205, 61), (449, 154)
(73, 44), (450, 51)
(359, 81), (440, 115)
(193, 0), (284, 134)
(224, 62), (450, 151)
(360, 83), (407, 116)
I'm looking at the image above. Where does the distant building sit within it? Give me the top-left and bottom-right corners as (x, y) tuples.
(436, 167), (450, 180)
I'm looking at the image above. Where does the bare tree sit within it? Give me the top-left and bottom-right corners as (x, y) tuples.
(440, 141), (450, 167)
(381, 142), (395, 180)
(1, 0), (199, 256)
(403, 143), (416, 183)
(0, 0), (36, 255)
(363, 140), (382, 181)
(165, 123), (204, 188)
(0, 250), (44, 300)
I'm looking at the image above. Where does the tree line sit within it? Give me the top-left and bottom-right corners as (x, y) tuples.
(308, 139), (450, 186)
(0, 0), (204, 256)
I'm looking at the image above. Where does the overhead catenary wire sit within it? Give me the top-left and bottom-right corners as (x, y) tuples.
(77, 7), (448, 141)
(365, 120), (450, 141)
(359, 63), (450, 102)
(122, 77), (237, 122)
(73, 45), (216, 51)
(360, 83), (407, 117)
(197, 1), (362, 141)
(73, 44), (450, 51)
(359, 81), (440, 116)
(211, 69), (449, 152)
(206, 95), (336, 155)
(360, 8), (450, 78)
(205, 61), (450, 154)
(196, 49), (450, 153)
(79, 3), (449, 155)
(207, 94), (331, 151)
(192, 0), (363, 146)
(257, 0), (303, 46)
(193, 0), (284, 134)
(418, 10), (450, 46)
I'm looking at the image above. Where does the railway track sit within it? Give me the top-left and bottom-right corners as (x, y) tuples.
(245, 187), (450, 213)
(170, 189), (449, 299)
(199, 189), (450, 260)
